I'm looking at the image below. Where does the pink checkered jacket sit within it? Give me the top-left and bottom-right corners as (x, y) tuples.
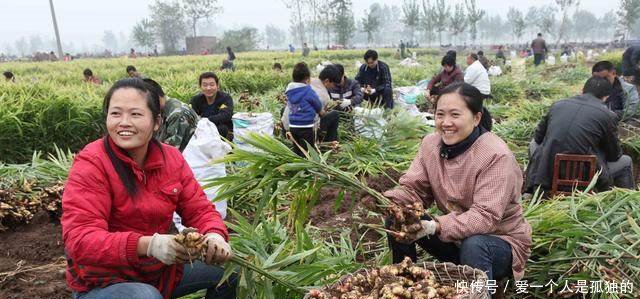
(384, 132), (532, 280)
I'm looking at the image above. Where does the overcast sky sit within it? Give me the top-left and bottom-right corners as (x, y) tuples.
(0, 0), (616, 53)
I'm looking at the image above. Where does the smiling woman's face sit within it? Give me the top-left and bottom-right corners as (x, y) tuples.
(435, 93), (481, 145)
(106, 88), (159, 160)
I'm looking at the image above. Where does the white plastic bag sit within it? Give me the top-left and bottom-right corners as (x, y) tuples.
(394, 86), (422, 104)
(399, 58), (421, 67)
(353, 107), (386, 139)
(546, 55), (556, 65)
(560, 54), (568, 64)
(315, 60), (333, 73)
(232, 112), (274, 153)
(173, 118), (232, 232)
(488, 66), (502, 76)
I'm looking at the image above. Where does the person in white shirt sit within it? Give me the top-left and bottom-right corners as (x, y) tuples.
(464, 53), (491, 99)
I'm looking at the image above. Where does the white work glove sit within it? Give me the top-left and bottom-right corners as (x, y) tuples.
(398, 220), (438, 244)
(204, 233), (233, 264)
(370, 88), (376, 95)
(147, 233), (185, 265)
(425, 89), (431, 98)
(339, 99), (351, 108)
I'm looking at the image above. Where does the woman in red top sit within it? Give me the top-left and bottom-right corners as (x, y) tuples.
(62, 78), (236, 299)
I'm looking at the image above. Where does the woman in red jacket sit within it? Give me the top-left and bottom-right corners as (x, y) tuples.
(62, 78), (236, 299)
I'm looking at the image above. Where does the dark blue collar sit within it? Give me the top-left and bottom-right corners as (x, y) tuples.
(439, 126), (486, 160)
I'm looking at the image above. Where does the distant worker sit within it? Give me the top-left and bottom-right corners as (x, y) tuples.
(226, 47), (236, 62)
(496, 46), (506, 65)
(355, 49), (393, 109)
(3, 71), (15, 82)
(530, 33), (548, 66)
(273, 62), (283, 72)
(302, 43), (310, 57)
(126, 65), (142, 78)
(464, 53), (491, 99)
(83, 68), (102, 85)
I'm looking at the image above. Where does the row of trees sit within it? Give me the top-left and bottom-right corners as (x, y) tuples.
(282, 0), (640, 48)
(131, 0), (222, 54)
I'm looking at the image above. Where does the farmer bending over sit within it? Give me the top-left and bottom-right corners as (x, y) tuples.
(144, 78), (198, 152)
(83, 68), (102, 85)
(328, 63), (363, 112)
(380, 82), (532, 284)
(61, 78), (236, 299)
(525, 76), (635, 194)
(190, 72), (234, 140)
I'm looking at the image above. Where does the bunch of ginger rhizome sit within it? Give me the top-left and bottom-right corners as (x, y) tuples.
(174, 227), (208, 261)
(308, 257), (468, 299)
(308, 200), (472, 299)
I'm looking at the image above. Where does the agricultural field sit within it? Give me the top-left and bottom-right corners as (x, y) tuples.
(1, 49), (640, 298)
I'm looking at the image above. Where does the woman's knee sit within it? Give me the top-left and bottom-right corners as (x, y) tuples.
(459, 235), (491, 259)
(107, 282), (163, 299)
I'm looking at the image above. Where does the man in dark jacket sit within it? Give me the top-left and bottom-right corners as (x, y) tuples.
(621, 45), (640, 85)
(525, 76), (634, 194)
(592, 60), (640, 122)
(190, 72), (234, 140)
(530, 33), (548, 66)
(355, 49), (393, 109)
(328, 64), (363, 111)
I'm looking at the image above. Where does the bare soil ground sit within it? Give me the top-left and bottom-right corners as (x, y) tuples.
(0, 210), (68, 299)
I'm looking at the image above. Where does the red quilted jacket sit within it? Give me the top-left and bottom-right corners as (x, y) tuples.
(61, 137), (228, 298)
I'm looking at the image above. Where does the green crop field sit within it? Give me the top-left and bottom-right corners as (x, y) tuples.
(1, 49), (639, 298)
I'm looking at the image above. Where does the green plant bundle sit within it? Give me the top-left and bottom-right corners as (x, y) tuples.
(525, 189), (640, 298)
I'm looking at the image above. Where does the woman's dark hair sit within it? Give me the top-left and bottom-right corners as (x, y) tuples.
(126, 65), (136, 73)
(198, 71), (219, 86)
(441, 54), (456, 67)
(437, 82), (493, 131)
(446, 50), (457, 61)
(273, 62), (282, 70)
(335, 64), (345, 78)
(292, 62), (310, 82)
(102, 78), (163, 197)
(83, 68), (93, 77)
(3, 71), (14, 79)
